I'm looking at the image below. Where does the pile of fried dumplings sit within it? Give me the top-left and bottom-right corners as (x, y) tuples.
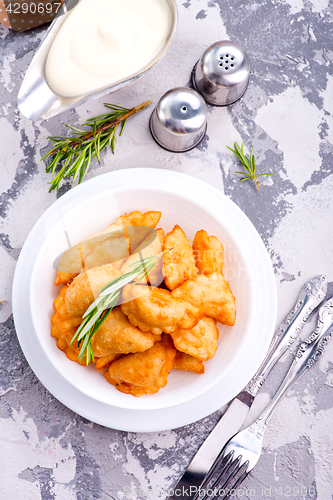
(51, 211), (236, 397)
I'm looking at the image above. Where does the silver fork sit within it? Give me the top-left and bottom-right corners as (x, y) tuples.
(191, 297), (333, 500)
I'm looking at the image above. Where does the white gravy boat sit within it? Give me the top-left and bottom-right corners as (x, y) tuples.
(18, 0), (177, 121)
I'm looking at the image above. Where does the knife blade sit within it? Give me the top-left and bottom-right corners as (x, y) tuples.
(168, 275), (327, 500)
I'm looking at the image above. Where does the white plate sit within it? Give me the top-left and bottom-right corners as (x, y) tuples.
(29, 179), (256, 411)
(12, 168), (277, 431)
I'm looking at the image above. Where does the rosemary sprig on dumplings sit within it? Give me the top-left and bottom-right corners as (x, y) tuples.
(42, 100), (152, 194)
(71, 252), (165, 365)
(227, 141), (274, 190)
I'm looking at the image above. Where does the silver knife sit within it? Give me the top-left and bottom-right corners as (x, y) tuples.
(168, 275), (327, 500)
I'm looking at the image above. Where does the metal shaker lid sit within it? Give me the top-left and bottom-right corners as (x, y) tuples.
(149, 87), (207, 152)
(193, 41), (250, 106)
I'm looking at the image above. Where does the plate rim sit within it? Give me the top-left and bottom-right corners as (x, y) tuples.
(12, 168), (277, 431)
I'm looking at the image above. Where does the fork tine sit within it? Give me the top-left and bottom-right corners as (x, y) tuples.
(221, 462), (249, 497)
(191, 451), (235, 500)
(223, 469), (250, 499)
(207, 460), (249, 499)
(214, 456), (243, 490)
(193, 454), (245, 500)
(204, 450), (235, 487)
(216, 459), (249, 493)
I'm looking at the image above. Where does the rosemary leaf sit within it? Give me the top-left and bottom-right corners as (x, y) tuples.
(79, 147), (92, 184)
(120, 118), (127, 136)
(66, 124), (86, 134)
(250, 149), (256, 175)
(72, 150), (86, 181)
(111, 131), (116, 154)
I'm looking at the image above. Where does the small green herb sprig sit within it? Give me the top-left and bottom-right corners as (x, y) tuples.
(71, 252), (165, 365)
(42, 100), (152, 194)
(227, 141), (274, 190)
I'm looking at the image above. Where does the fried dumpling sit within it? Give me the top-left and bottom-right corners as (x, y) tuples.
(55, 210), (161, 285)
(170, 316), (219, 361)
(51, 285), (83, 362)
(120, 284), (205, 335)
(116, 210), (161, 253)
(104, 335), (176, 396)
(55, 223), (128, 285)
(163, 225), (198, 290)
(51, 265), (121, 361)
(192, 229), (224, 275)
(172, 351), (205, 374)
(55, 264), (121, 318)
(171, 272), (236, 326)
(91, 307), (161, 357)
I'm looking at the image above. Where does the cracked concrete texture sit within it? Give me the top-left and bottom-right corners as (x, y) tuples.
(1, 0), (333, 498)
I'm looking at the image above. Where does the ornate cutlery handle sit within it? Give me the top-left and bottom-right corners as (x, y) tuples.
(258, 297), (333, 425)
(247, 275), (327, 397)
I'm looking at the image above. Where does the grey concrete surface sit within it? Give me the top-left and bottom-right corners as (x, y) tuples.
(1, 0), (333, 499)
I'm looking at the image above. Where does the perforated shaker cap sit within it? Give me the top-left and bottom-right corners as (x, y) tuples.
(192, 41), (250, 106)
(149, 87), (207, 152)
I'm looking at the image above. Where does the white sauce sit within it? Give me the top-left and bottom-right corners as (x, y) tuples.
(45, 0), (171, 97)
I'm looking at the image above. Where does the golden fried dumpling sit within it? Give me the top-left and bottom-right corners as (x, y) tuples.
(192, 229), (224, 275)
(121, 284), (205, 335)
(51, 265), (121, 361)
(104, 335), (176, 396)
(54, 264), (122, 319)
(51, 285), (83, 362)
(171, 272), (236, 326)
(91, 307), (161, 356)
(55, 211), (161, 286)
(80, 228), (130, 271)
(55, 223), (128, 285)
(163, 225), (198, 290)
(51, 317), (82, 362)
(64, 264), (122, 317)
(172, 351), (205, 374)
(171, 317), (219, 361)
(116, 210), (161, 253)
(120, 228), (164, 286)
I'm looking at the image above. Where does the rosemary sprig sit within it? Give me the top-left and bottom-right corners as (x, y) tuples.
(71, 252), (165, 365)
(227, 141), (274, 190)
(42, 100), (152, 194)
